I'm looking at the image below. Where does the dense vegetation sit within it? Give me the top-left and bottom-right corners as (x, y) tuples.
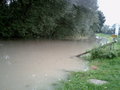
(0, 0), (105, 39)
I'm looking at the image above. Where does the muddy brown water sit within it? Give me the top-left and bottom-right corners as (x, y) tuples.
(0, 40), (95, 90)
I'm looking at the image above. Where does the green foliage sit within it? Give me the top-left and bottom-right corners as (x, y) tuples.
(0, 0), (67, 39)
(97, 11), (106, 33)
(54, 43), (120, 90)
(91, 48), (117, 59)
(90, 42), (120, 59)
(55, 57), (120, 90)
(101, 25), (115, 34)
(0, 0), (101, 39)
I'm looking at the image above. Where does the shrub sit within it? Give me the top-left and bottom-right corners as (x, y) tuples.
(90, 46), (118, 60)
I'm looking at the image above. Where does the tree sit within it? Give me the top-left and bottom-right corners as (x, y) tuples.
(0, 0), (101, 39)
(97, 11), (106, 33)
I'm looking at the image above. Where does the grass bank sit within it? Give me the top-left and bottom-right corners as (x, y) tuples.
(96, 33), (113, 41)
(54, 58), (120, 90)
(54, 38), (120, 90)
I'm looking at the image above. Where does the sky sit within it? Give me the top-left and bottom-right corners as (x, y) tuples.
(98, 0), (120, 26)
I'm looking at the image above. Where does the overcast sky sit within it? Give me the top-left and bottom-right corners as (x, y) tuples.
(98, 0), (120, 26)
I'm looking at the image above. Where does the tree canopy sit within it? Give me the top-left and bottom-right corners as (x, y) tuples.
(0, 0), (105, 39)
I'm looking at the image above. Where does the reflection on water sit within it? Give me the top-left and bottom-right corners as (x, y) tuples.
(0, 40), (95, 90)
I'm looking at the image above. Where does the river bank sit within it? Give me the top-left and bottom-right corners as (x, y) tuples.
(54, 34), (120, 90)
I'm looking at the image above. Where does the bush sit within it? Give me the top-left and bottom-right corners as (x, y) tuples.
(91, 47), (118, 59)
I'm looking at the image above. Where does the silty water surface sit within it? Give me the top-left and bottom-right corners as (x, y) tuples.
(0, 40), (95, 90)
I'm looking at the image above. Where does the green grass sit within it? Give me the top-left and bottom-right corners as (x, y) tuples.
(96, 33), (111, 37)
(55, 57), (120, 90)
(96, 33), (113, 42)
(54, 42), (120, 90)
(96, 33), (120, 42)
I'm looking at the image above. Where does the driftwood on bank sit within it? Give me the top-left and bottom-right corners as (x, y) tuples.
(76, 41), (116, 57)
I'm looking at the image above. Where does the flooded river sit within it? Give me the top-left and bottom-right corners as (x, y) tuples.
(0, 40), (95, 90)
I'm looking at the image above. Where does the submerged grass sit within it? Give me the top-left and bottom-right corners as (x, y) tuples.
(54, 42), (120, 90)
